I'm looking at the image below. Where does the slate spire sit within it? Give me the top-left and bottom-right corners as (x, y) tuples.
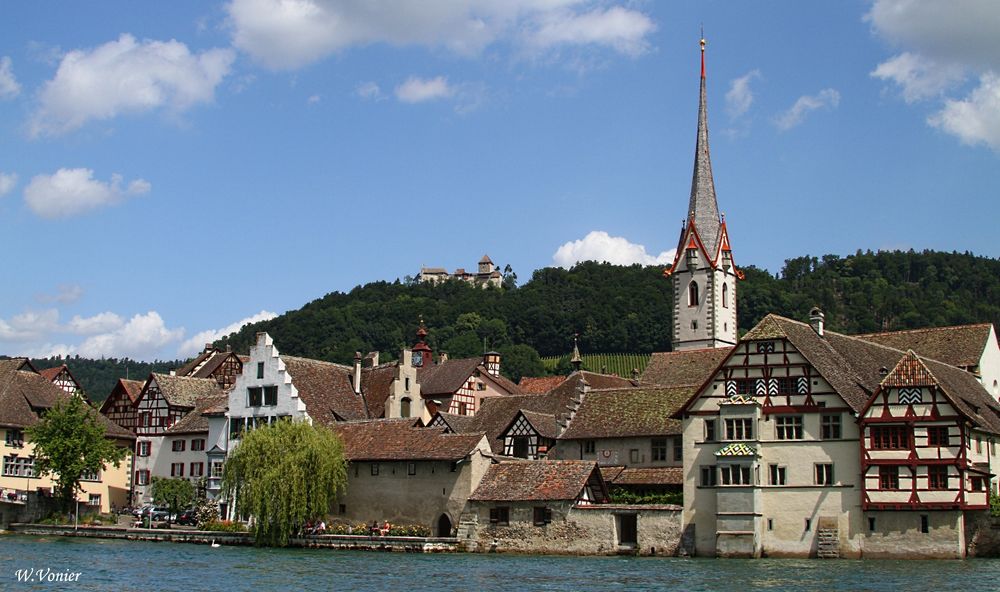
(687, 36), (722, 257)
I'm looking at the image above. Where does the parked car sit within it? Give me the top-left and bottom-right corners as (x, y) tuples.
(176, 509), (198, 526)
(140, 506), (170, 521)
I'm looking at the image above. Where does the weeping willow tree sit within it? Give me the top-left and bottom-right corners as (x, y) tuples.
(222, 420), (347, 546)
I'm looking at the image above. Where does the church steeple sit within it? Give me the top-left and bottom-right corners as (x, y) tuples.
(688, 35), (722, 258)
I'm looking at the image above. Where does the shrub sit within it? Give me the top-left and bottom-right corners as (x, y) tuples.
(200, 520), (248, 533)
(608, 487), (682, 506)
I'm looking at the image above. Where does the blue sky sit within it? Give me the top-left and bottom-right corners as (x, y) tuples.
(1, 1), (999, 361)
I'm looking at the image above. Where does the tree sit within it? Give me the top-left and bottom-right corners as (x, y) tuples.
(499, 344), (544, 382)
(151, 477), (195, 522)
(222, 420), (347, 546)
(26, 395), (129, 511)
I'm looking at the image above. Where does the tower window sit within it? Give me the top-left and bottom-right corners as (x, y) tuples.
(722, 283), (729, 308)
(688, 281), (699, 306)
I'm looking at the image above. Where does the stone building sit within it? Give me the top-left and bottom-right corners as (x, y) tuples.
(418, 254), (502, 288)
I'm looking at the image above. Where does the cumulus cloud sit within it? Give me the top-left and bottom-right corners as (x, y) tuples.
(23, 168), (151, 219)
(0, 309), (60, 342)
(29, 34), (235, 137)
(178, 310), (277, 358)
(867, 0), (1000, 152)
(0, 171), (17, 196)
(355, 81), (383, 100)
(36, 284), (84, 305)
(553, 231), (675, 268)
(76, 311), (184, 360)
(726, 69), (760, 118)
(395, 76), (455, 103)
(226, 0), (655, 70)
(774, 89), (840, 131)
(66, 312), (125, 335)
(0, 56), (21, 99)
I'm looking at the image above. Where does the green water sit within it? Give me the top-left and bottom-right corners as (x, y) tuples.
(4, 534), (1000, 591)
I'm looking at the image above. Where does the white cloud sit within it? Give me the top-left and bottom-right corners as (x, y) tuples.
(29, 34), (235, 137)
(226, 0), (655, 70)
(395, 76), (455, 103)
(0, 309), (60, 342)
(726, 69), (760, 118)
(178, 310), (277, 358)
(870, 52), (964, 103)
(553, 230), (675, 268)
(307, 94), (321, 104)
(0, 56), (21, 99)
(23, 168), (151, 219)
(774, 89), (840, 131)
(36, 284), (84, 304)
(929, 72), (1000, 151)
(0, 171), (17, 196)
(76, 311), (184, 360)
(66, 312), (125, 335)
(355, 81), (383, 101)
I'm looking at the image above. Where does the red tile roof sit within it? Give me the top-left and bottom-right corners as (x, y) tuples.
(333, 419), (486, 461)
(282, 356), (368, 423)
(857, 324), (994, 369)
(469, 460), (604, 502)
(641, 348), (731, 387)
(517, 376), (565, 395)
(560, 385), (691, 440)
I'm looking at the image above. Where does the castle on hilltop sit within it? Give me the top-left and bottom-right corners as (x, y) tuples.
(417, 254), (502, 288)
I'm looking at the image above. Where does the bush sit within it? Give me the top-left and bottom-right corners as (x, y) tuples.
(990, 492), (1000, 517)
(200, 520), (248, 533)
(608, 488), (682, 506)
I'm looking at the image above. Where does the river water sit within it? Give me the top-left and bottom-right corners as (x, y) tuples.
(3, 534), (1000, 591)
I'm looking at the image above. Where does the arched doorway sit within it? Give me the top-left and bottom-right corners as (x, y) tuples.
(436, 513), (452, 537)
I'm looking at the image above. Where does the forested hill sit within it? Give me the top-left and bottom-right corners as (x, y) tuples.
(19, 357), (183, 405)
(218, 250), (1000, 371)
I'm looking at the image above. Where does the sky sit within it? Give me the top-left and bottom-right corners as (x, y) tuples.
(1, 1), (999, 362)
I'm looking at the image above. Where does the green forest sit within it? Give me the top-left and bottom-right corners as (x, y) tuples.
(19, 249), (1000, 400)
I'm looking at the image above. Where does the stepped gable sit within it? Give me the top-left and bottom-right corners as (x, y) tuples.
(281, 356), (368, 423)
(150, 373), (224, 408)
(856, 324), (994, 369)
(642, 348), (732, 387)
(165, 394), (229, 435)
(359, 363), (398, 419)
(0, 359), (134, 439)
(559, 385), (691, 440)
(333, 419), (485, 461)
(469, 460), (605, 502)
(517, 376), (566, 395)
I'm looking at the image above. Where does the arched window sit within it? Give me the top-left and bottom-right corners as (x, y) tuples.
(722, 283), (729, 308)
(688, 281), (699, 307)
(400, 397), (411, 418)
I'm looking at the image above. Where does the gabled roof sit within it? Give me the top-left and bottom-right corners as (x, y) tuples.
(641, 348), (732, 387)
(469, 460), (604, 502)
(99, 378), (145, 415)
(176, 350), (242, 381)
(282, 356), (368, 424)
(359, 363), (398, 419)
(517, 376), (566, 395)
(856, 324), (995, 369)
(417, 357), (521, 398)
(165, 394), (229, 436)
(333, 419), (485, 461)
(428, 411), (481, 434)
(148, 373), (224, 408)
(501, 409), (561, 440)
(559, 386), (691, 440)
(38, 365), (67, 381)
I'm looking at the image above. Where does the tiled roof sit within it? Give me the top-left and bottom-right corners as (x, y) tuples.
(417, 358), (482, 396)
(149, 373), (224, 408)
(715, 442), (758, 457)
(857, 324), (994, 368)
(98, 378), (146, 415)
(282, 356), (368, 424)
(880, 351), (938, 388)
(333, 419), (485, 461)
(360, 363), (398, 419)
(641, 348), (731, 387)
(514, 410), (561, 440)
(517, 376), (565, 395)
(469, 460), (602, 502)
(559, 386), (692, 440)
(37, 366), (66, 381)
(430, 412), (480, 433)
(609, 467), (684, 486)
(166, 394), (228, 435)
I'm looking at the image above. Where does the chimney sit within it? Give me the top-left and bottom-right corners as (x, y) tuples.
(363, 351), (379, 368)
(439, 351), (448, 364)
(204, 343), (214, 353)
(353, 351), (362, 395)
(809, 307), (825, 337)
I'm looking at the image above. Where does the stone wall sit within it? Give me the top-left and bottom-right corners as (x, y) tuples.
(464, 502), (681, 556)
(860, 510), (965, 559)
(965, 512), (1000, 557)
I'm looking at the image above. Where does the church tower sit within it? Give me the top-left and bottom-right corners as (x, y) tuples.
(664, 37), (742, 351)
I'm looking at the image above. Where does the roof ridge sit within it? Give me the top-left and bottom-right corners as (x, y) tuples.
(856, 323), (992, 338)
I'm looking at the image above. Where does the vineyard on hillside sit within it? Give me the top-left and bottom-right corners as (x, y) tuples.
(540, 353), (651, 379)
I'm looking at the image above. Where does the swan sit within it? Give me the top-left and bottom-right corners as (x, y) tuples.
(210, 540), (220, 548)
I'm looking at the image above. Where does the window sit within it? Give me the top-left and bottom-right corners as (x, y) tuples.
(734, 379), (753, 395)
(3, 455), (35, 477)
(136, 441), (151, 457)
(140, 412), (151, 427)
(264, 386), (278, 406)
(722, 283), (729, 308)
(210, 462), (224, 479)
(767, 518), (773, 531)
(407, 462), (416, 476)
(805, 518), (811, 532)
(191, 439), (205, 452)
(868, 517), (876, 532)
(172, 440), (185, 452)
(977, 436), (983, 454)
(583, 440), (596, 455)
(247, 387), (263, 407)
(871, 425), (908, 450)
(777, 377), (796, 395)
(920, 515), (929, 534)
(190, 462), (204, 477)
(229, 419), (243, 440)
(371, 463), (379, 476)
(705, 419), (717, 442)
(512, 436), (530, 458)
(171, 463), (184, 477)
(135, 470), (150, 485)
(815, 463), (834, 486)
(88, 494), (101, 507)
(257, 362), (264, 379)
(533, 506), (552, 526)
(879, 466), (899, 490)
(821, 414), (842, 440)
(490, 507), (510, 526)
(477, 383), (487, 391)
(775, 416), (803, 440)
(405, 377), (410, 392)
(971, 477), (985, 492)
(725, 418), (753, 440)
(400, 397), (411, 419)
(928, 465), (948, 490)
(720, 465), (752, 486)
(629, 449), (640, 463)
(688, 281), (699, 306)
(651, 438), (668, 461)
(5, 429), (24, 447)
(80, 469), (100, 482)
(768, 464), (786, 486)
(673, 436), (683, 462)
(700, 465), (718, 486)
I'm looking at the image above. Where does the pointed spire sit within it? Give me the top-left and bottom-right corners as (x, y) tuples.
(570, 334), (582, 372)
(687, 34), (722, 257)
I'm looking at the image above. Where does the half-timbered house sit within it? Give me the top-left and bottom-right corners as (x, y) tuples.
(37, 364), (88, 402)
(98, 378), (145, 432)
(175, 344), (246, 390)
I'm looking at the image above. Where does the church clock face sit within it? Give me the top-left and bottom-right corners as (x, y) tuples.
(412, 352), (423, 367)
